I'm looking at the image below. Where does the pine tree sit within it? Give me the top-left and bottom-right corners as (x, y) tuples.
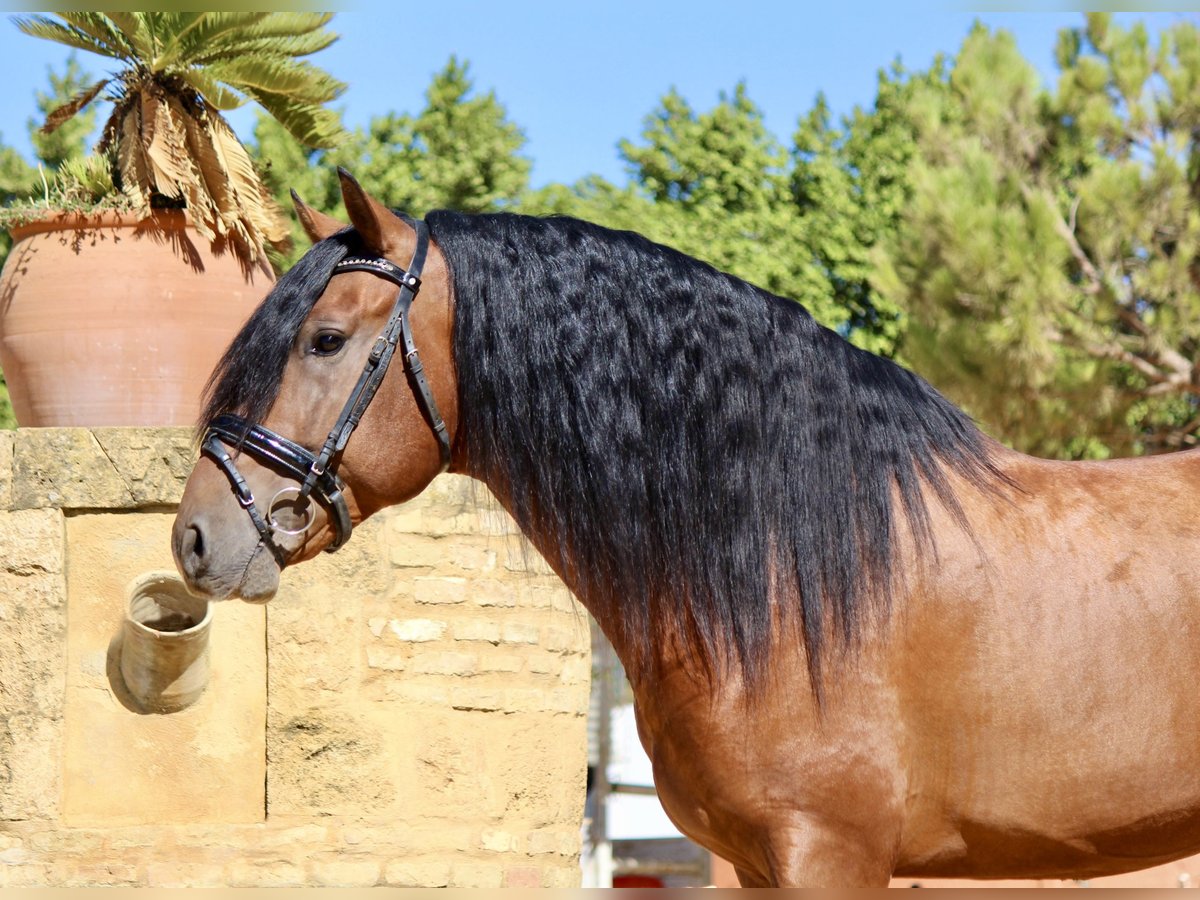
(875, 15), (1200, 457)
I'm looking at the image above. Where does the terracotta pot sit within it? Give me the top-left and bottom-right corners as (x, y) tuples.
(0, 209), (274, 426)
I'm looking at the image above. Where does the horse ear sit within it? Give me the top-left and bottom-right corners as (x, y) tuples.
(290, 189), (344, 244)
(337, 167), (404, 257)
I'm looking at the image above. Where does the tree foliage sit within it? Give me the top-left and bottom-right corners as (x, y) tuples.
(875, 16), (1200, 457)
(527, 82), (907, 355)
(254, 57), (530, 268)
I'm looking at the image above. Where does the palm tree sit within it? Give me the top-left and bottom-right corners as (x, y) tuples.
(14, 12), (348, 266)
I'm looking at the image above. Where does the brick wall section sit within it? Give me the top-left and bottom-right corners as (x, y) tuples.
(0, 428), (590, 887)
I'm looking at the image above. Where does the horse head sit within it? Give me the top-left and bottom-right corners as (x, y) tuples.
(172, 170), (457, 601)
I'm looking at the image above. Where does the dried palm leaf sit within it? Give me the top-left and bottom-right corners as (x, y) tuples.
(40, 77), (110, 135)
(142, 93), (191, 202)
(115, 105), (150, 211)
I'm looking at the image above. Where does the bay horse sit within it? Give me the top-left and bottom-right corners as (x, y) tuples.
(173, 169), (1200, 887)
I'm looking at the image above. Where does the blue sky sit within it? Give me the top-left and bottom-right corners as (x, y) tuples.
(0, 4), (1193, 189)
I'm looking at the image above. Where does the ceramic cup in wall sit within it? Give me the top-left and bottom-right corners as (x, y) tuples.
(119, 571), (212, 713)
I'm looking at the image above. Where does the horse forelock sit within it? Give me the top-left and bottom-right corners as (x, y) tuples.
(199, 230), (358, 436)
(429, 209), (1011, 697)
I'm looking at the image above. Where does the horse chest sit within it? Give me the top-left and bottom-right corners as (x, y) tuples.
(627, 666), (909, 869)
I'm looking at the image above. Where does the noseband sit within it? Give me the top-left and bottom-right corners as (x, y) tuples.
(202, 216), (451, 559)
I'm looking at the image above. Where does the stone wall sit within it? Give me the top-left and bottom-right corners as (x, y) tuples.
(0, 428), (590, 888)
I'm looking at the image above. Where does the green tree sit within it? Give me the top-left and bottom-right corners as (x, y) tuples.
(29, 53), (97, 170)
(530, 85), (864, 342)
(255, 56), (531, 268)
(875, 16), (1200, 457)
(790, 61), (950, 356)
(0, 56), (98, 275)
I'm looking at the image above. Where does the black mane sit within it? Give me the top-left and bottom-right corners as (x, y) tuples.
(429, 210), (1008, 691)
(202, 209), (1008, 693)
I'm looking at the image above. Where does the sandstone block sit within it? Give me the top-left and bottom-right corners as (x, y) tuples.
(473, 579), (518, 608)
(527, 653), (565, 677)
(384, 858), (450, 887)
(504, 865), (544, 888)
(386, 474), (482, 536)
(247, 823), (329, 849)
(480, 828), (519, 853)
(0, 714), (60, 821)
(502, 621), (540, 644)
(0, 508), (64, 576)
(145, 862), (228, 888)
(544, 624), (589, 654)
(227, 860), (306, 887)
(268, 710), (395, 819)
(452, 619), (502, 643)
(527, 829), (562, 856)
(366, 648), (406, 671)
(0, 862), (52, 888)
(451, 861), (503, 888)
(0, 572), (67, 716)
(544, 864), (583, 888)
(309, 857), (382, 886)
(476, 653), (525, 674)
(411, 575), (468, 605)
(91, 427), (195, 506)
(411, 651), (478, 677)
(449, 687), (506, 712)
(11, 429), (131, 509)
(388, 533), (497, 572)
(29, 829), (104, 853)
(50, 860), (139, 887)
(390, 618), (446, 642)
(0, 431), (12, 510)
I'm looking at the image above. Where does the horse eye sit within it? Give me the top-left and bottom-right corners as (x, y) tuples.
(312, 332), (345, 356)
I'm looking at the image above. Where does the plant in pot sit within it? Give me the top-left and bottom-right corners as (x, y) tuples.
(0, 12), (346, 426)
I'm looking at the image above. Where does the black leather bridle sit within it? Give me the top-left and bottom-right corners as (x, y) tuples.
(202, 216), (451, 559)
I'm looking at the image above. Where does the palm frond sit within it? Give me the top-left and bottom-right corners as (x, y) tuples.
(12, 16), (123, 61)
(141, 90), (191, 201)
(105, 13), (154, 61)
(190, 30), (339, 65)
(156, 12), (271, 65)
(244, 88), (346, 149)
(212, 115), (287, 244)
(204, 56), (345, 105)
(177, 68), (246, 112)
(178, 109), (226, 243)
(115, 104), (151, 211)
(182, 109), (287, 260)
(41, 77), (111, 135)
(147, 11), (204, 68)
(16, 8), (332, 267)
(51, 12), (134, 58)
(215, 12), (333, 44)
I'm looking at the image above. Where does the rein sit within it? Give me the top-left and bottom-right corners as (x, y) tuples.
(202, 216), (451, 558)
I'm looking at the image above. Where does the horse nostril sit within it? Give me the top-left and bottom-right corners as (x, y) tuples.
(189, 525), (205, 562)
(175, 521), (206, 579)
